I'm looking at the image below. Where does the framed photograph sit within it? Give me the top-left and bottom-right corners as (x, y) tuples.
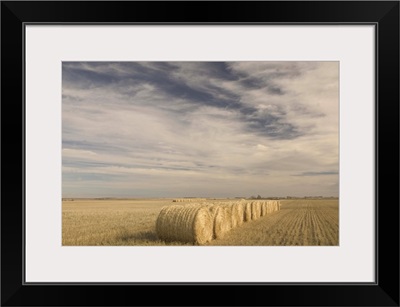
(2, 1), (399, 306)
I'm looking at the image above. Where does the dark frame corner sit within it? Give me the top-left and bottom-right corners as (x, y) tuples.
(1, 1), (399, 306)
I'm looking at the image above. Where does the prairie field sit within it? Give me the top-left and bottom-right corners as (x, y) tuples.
(62, 198), (338, 246)
(207, 200), (338, 246)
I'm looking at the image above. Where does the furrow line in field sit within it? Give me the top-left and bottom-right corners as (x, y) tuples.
(291, 207), (309, 245)
(277, 210), (297, 245)
(318, 207), (339, 237)
(258, 209), (295, 245)
(281, 207), (306, 245)
(265, 209), (297, 245)
(314, 208), (329, 245)
(317, 207), (338, 245)
(315, 209), (338, 245)
(309, 207), (319, 245)
(325, 208), (339, 228)
(303, 206), (313, 245)
(297, 207), (308, 245)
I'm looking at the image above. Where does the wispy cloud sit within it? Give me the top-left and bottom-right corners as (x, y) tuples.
(62, 61), (339, 198)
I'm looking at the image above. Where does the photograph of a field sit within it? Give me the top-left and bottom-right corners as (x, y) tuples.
(62, 61), (339, 246)
(62, 198), (338, 246)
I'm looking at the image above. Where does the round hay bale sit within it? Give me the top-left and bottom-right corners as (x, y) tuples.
(267, 200), (272, 214)
(156, 205), (213, 245)
(272, 200), (277, 212)
(226, 202), (238, 228)
(244, 202), (252, 222)
(238, 201), (245, 225)
(260, 201), (267, 217)
(269, 200), (279, 212)
(208, 205), (230, 239)
(219, 204), (233, 230)
(232, 202), (245, 226)
(251, 201), (261, 220)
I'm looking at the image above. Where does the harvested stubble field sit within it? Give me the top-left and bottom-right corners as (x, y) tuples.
(62, 198), (338, 246)
(207, 199), (338, 246)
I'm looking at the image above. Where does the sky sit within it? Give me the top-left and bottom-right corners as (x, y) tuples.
(62, 61), (339, 198)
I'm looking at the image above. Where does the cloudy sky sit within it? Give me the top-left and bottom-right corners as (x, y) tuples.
(62, 61), (338, 198)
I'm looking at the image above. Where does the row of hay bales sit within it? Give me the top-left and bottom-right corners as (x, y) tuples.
(172, 198), (206, 202)
(156, 200), (281, 245)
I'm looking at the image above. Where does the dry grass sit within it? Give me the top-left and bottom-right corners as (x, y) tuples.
(62, 199), (183, 246)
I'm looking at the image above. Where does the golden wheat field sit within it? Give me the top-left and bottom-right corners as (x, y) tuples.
(62, 198), (338, 246)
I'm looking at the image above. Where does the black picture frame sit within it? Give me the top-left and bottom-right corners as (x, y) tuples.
(1, 1), (399, 306)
